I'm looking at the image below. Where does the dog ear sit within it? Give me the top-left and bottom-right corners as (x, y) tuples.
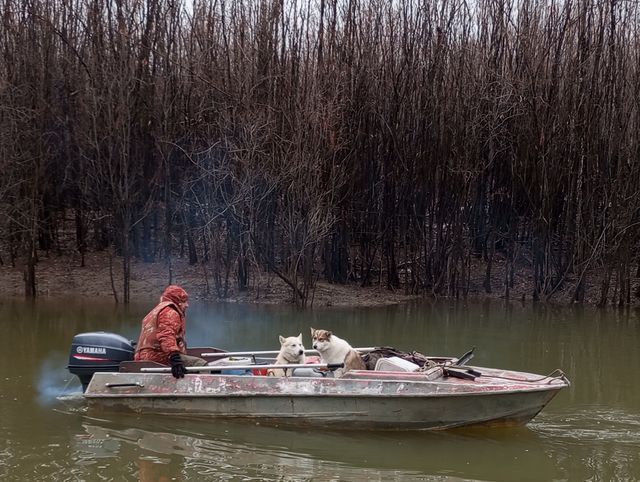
(310, 327), (315, 337)
(327, 331), (333, 338)
(297, 333), (303, 341)
(279, 335), (285, 345)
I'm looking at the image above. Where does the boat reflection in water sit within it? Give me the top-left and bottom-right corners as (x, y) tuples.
(72, 415), (561, 481)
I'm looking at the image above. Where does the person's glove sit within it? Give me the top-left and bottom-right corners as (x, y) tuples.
(169, 352), (187, 379)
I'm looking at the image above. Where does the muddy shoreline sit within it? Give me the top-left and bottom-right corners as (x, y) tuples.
(0, 250), (634, 307)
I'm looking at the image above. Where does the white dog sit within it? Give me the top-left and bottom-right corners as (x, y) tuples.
(310, 327), (365, 378)
(267, 334), (306, 377)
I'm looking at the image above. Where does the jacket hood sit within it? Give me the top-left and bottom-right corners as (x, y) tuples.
(160, 285), (189, 304)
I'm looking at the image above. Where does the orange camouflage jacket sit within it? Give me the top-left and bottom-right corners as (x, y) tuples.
(134, 301), (186, 365)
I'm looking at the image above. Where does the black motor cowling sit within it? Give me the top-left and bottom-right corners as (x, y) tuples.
(68, 332), (134, 391)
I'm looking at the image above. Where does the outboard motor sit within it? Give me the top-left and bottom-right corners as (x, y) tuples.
(68, 332), (135, 391)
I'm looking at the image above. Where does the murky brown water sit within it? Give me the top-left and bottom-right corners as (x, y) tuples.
(1, 299), (638, 481)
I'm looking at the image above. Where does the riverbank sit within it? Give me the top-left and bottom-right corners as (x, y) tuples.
(0, 251), (420, 307)
(0, 250), (633, 307)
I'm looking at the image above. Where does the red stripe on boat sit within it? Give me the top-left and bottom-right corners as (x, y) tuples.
(73, 354), (110, 362)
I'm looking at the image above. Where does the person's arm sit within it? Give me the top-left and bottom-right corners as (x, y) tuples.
(156, 308), (182, 354)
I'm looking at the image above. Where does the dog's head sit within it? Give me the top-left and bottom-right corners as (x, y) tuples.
(278, 333), (305, 359)
(310, 327), (333, 352)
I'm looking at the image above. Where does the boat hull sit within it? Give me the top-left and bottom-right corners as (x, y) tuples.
(84, 369), (568, 430)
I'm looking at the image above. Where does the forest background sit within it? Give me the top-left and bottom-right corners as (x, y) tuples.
(1, 0), (639, 308)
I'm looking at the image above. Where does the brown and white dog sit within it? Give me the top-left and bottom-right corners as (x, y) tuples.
(267, 334), (306, 377)
(310, 327), (365, 377)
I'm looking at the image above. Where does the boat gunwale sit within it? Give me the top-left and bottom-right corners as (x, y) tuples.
(84, 372), (568, 399)
(84, 386), (566, 399)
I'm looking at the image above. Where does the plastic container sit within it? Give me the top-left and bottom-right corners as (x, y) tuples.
(291, 367), (333, 378)
(374, 356), (420, 372)
(207, 357), (253, 376)
(221, 369), (252, 376)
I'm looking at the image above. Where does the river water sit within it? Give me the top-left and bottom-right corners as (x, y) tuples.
(0, 299), (638, 481)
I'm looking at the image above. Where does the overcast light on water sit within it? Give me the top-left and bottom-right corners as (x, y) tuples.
(1, 299), (639, 481)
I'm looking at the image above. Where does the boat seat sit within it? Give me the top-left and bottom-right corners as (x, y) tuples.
(186, 347), (227, 361)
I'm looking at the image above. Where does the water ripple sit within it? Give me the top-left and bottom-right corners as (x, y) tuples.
(531, 406), (640, 445)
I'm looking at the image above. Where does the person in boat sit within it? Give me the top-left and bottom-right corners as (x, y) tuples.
(134, 285), (207, 378)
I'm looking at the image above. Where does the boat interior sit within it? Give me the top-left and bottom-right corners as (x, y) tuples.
(118, 347), (458, 380)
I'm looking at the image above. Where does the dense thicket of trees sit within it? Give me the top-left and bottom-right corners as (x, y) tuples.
(1, 0), (639, 306)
